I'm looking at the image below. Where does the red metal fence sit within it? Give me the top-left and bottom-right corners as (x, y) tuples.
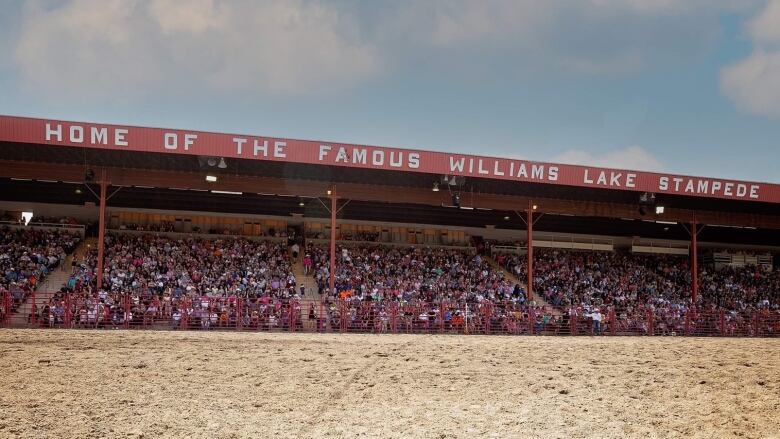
(1, 291), (779, 337)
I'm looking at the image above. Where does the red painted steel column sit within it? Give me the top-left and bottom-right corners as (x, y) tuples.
(124, 294), (130, 329)
(96, 169), (108, 291)
(648, 309), (654, 336)
(31, 292), (37, 326)
(570, 308), (577, 335)
(319, 299), (325, 332)
(237, 298), (243, 331)
(440, 302), (445, 334)
(691, 211), (698, 308)
(609, 308), (617, 335)
(329, 185), (337, 296)
(64, 294), (71, 328)
(527, 199), (533, 302)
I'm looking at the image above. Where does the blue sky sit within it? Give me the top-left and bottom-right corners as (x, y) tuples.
(1, 0), (780, 182)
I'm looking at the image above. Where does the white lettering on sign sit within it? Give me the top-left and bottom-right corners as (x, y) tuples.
(450, 157), (465, 173)
(164, 133), (177, 150)
(319, 145), (331, 161)
(584, 169), (635, 187)
(69, 126), (84, 143)
(274, 141), (286, 158)
(655, 176), (761, 200)
(115, 129), (128, 147)
(254, 140), (268, 157)
(91, 127), (107, 145)
(409, 153), (420, 169)
(234, 138), (247, 155)
(335, 147), (349, 163)
(447, 156), (557, 182)
(45, 123), (128, 147)
(184, 134), (197, 151)
(353, 148), (367, 165)
(478, 159), (489, 175)
(626, 173), (636, 188)
(45, 123), (62, 141)
(231, 136), (284, 158)
(389, 151), (403, 168)
(372, 150), (384, 166)
(317, 144), (418, 169)
(35, 120), (768, 202)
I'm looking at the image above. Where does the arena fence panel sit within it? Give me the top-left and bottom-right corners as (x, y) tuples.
(2, 291), (778, 337)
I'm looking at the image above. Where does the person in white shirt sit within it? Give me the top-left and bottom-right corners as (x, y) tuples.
(591, 309), (602, 335)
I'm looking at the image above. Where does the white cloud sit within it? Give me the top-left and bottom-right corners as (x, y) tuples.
(721, 0), (780, 118)
(14, 0), (381, 100)
(373, 0), (740, 77)
(6, 0), (750, 102)
(721, 50), (780, 117)
(550, 145), (664, 171)
(747, 0), (780, 44)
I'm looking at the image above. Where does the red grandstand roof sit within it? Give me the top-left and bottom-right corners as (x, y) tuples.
(1, 114), (778, 204)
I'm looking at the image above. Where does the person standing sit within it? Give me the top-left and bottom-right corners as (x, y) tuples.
(591, 308), (602, 335)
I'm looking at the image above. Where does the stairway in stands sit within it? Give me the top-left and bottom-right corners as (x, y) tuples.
(482, 254), (560, 314)
(8, 238), (95, 327)
(292, 257), (320, 302)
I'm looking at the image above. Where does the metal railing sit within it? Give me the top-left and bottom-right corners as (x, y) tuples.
(3, 291), (778, 338)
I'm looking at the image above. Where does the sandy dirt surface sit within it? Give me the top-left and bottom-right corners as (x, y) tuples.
(0, 330), (778, 439)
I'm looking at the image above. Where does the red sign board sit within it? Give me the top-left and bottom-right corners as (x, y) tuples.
(0, 115), (778, 203)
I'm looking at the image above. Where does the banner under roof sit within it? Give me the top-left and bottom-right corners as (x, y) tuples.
(1, 115), (778, 204)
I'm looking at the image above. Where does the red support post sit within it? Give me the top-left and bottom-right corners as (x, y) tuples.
(527, 199), (534, 303)
(691, 211), (698, 308)
(2, 291), (9, 327)
(290, 301), (296, 332)
(647, 309), (654, 336)
(96, 169), (108, 291)
(124, 294), (131, 329)
(390, 302), (398, 334)
(329, 185), (337, 297)
(2, 291), (5, 326)
(753, 313), (760, 337)
(481, 303), (488, 334)
(570, 308), (577, 335)
(609, 308), (617, 336)
(719, 310), (726, 337)
(319, 299), (325, 333)
(339, 300), (347, 333)
(237, 298), (243, 331)
(528, 307), (535, 335)
(64, 294), (71, 328)
(440, 302), (445, 334)
(181, 297), (188, 331)
(31, 292), (37, 326)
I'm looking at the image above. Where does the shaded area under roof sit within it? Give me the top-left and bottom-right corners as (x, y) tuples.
(1, 178), (779, 247)
(3, 141), (780, 217)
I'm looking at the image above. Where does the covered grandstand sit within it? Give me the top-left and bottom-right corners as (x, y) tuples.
(0, 115), (778, 336)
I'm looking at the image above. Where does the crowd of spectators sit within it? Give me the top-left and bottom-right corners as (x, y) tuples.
(37, 233), (300, 328)
(308, 243), (526, 304)
(498, 248), (779, 335)
(118, 221), (175, 232)
(4, 225), (777, 335)
(1, 227), (79, 310)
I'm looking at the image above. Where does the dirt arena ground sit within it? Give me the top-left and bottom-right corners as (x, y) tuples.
(0, 330), (778, 439)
